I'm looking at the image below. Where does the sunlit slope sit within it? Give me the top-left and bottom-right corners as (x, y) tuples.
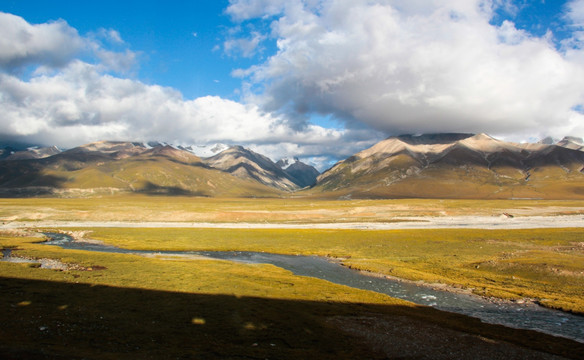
(311, 133), (584, 199)
(0, 141), (283, 197)
(205, 146), (301, 191)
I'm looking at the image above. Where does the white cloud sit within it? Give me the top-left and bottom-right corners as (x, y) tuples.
(226, 0), (288, 21)
(224, 31), (266, 58)
(105, 29), (124, 44)
(567, 0), (584, 26)
(0, 12), (84, 71)
(230, 0), (584, 140)
(565, 0), (584, 51)
(93, 48), (137, 73)
(90, 28), (125, 45)
(0, 12), (137, 74)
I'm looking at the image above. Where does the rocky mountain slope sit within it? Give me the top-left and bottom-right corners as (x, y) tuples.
(204, 146), (302, 191)
(557, 136), (584, 151)
(312, 133), (584, 199)
(276, 158), (320, 188)
(1, 145), (61, 161)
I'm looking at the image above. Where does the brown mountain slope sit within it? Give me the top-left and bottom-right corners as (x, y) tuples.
(311, 133), (584, 199)
(0, 141), (282, 197)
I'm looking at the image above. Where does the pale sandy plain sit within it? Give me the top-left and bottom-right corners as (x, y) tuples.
(1, 214), (582, 230)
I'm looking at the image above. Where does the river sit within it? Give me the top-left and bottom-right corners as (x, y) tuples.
(41, 232), (583, 343)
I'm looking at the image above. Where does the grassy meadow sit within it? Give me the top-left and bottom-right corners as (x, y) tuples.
(1, 196), (584, 358)
(46, 226), (584, 314)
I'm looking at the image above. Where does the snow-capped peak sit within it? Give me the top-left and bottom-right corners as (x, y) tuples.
(188, 143), (230, 158)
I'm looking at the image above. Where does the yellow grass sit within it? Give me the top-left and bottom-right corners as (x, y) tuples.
(1, 195), (584, 223)
(68, 226), (584, 314)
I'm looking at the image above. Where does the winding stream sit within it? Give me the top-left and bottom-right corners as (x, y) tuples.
(41, 233), (583, 343)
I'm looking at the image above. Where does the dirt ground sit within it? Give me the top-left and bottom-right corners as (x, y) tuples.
(328, 314), (572, 360)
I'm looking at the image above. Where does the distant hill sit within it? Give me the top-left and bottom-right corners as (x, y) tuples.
(311, 133), (584, 199)
(0, 141), (282, 197)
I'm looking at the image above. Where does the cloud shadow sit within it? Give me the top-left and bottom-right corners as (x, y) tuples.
(0, 159), (67, 197)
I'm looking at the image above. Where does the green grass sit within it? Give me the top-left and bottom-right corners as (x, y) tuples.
(0, 233), (400, 304)
(68, 227), (584, 314)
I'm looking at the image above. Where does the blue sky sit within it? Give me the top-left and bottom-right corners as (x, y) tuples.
(2, 1), (242, 99)
(1, 0), (584, 169)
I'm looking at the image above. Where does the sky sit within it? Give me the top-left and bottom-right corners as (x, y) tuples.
(1, 0), (584, 170)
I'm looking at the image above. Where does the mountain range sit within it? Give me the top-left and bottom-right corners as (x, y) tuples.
(1, 134), (583, 199)
(0, 141), (319, 197)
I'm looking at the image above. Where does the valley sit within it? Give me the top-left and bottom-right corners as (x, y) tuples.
(4, 1), (584, 356)
(1, 196), (584, 358)
(1, 134), (584, 359)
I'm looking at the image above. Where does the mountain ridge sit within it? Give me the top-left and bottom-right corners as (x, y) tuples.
(0, 141), (282, 197)
(1, 134), (583, 198)
(313, 133), (584, 199)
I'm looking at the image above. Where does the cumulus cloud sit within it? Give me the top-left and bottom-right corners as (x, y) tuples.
(564, 0), (584, 50)
(226, 0), (288, 21)
(230, 0), (584, 140)
(0, 12), (137, 74)
(567, 0), (584, 26)
(224, 31), (267, 58)
(0, 12), (84, 71)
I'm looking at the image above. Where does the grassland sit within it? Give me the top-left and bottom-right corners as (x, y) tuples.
(1, 230), (583, 359)
(1, 195), (584, 223)
(1, 196), (584, 358)
(46, 226), (581, 314)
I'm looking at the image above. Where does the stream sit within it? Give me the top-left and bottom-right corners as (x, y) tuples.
(40, 232), (583, 343)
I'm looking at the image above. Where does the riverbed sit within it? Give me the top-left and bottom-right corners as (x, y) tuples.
(1, 214), (583, 230)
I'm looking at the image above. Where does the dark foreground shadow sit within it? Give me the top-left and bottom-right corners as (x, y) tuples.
(0, 276), (581, 360)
